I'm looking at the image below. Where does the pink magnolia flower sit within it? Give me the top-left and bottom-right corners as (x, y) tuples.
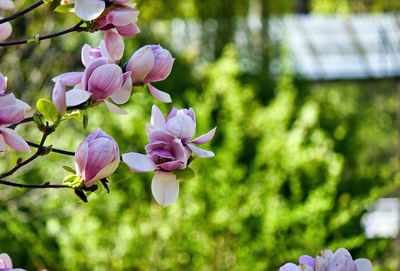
(53, 34), (132, 115)
(126, 45), (175, 103)
(0, 253), (25, 271)
(0, 73), (30, 152)
(279, 248), (372, 271)
(122, 105), (216, 207)
(75, 128), (120, 187)
(81, 31), (124, 66)
(94, 2), (140, 37)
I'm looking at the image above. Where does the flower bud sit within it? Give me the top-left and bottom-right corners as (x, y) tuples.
(52, 79), (66, 115)
(127, 45), (174, 85)
(75, 128), (119, 187)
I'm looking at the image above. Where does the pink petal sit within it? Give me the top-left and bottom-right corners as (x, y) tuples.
(127, 46), (154, 85)
(104, 30), (124, 61)
(187, 144), (214, 158)
(151, 171), (179, 207)
(109, 72), (132, 104)
(75, 139), (88, 179)
(106, 8), (139, 26)
(122, 152), (156, 172)
(82, 58), (108, 90)
(166, 107), (178, 121)
(151, 105), (165, 129)
(0, 73), (7, 91)
(158, 161), (184, 171)
(144, 140), (168, 153)
(53, 72), (84, 86)
(0, 128), (30, 152)
(148, 130), (175, 143)
(66, 88), (91, 106)
(279, 263), (297, 271)
(190, 127), (216, 145)
(104, 100), (127, 115)
(147, 83), (172, 103)
(88, 64), (123, 100)
(81, 44), (93, 67)
(0, 20), (12, 41)
(74, 0), (105, 21)
(0, 0), (14, 10)
(116, 23), (140, 37)
(354, 259), (372, 271)
(52, 79), (66, 115)
(0, 135), (8, 152)
(0, 253), (12, 268)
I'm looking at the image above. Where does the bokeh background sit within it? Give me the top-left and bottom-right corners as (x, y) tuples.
(1, 0), (400, 270)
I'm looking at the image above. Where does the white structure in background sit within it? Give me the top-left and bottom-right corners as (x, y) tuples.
(361, 198), (400, 238)
(269, 13), (400, 79)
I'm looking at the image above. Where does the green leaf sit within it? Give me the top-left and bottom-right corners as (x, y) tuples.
(54, 4), (74, 13)
(36, 99), (58, 123)
(174, 167), (195, 182)
(62, 175), (82, 188)
(63, 110), (81, 121)
(62, 166), (76, 174)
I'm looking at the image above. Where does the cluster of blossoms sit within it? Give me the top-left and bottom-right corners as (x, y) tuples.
(0, 0), (215, 209)
(280, 248), (372, 271)
(122, 105), (216, 206)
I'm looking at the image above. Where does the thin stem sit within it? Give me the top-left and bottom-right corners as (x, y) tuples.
(7, 117), (34, 129)
(0, 0), (44, 25)
(0, 21), (86, 46)
(0, 129), (51, 179)
(0, 179), (72, 189)
(26, 141), (75, 156)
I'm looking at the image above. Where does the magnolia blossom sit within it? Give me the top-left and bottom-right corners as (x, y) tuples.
(94, 2), (140, 37)
(126, 45), (175, 103)
(81, 31), (124, 66)
(0, 73), (30, 152)
(53, 34), (132, 115)
(75, 128), (120, 187)
(65, 0), (106, 21)
(279, 248), (372, 271)
(122, 105), (216, 207)
(0, 253), (25, 271)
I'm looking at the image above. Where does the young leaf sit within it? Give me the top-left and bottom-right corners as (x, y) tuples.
(62, 166), (76, 174)
(54, 4), (74, 13)
(36, 99), (58, 123)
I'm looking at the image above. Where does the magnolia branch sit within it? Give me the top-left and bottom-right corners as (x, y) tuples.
(0, 179), (72, 189)
(26, 141), (75, 156)
(0, 0), (44, 25)
(0, 21), (87, 46)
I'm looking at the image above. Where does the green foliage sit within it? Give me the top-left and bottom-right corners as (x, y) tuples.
(36, 99), (59, 123)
